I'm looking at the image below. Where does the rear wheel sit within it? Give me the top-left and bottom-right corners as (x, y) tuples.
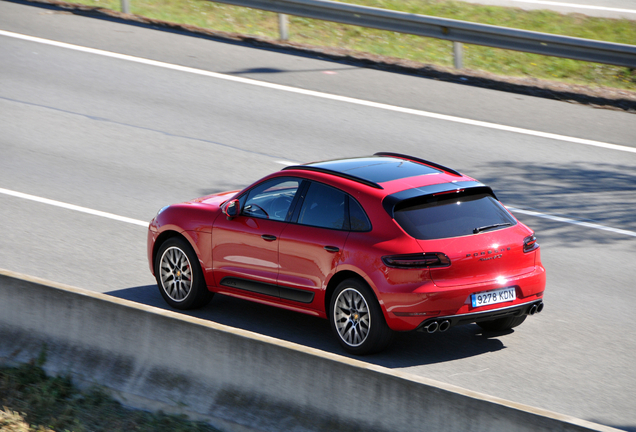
(329, 278), (393, 355)
(154, 237), (213, 310)
(477, 315), (526, 332)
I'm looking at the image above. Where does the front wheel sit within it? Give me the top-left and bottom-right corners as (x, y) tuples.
(329, 278), (393, 355)
(154, 237), (213, 310)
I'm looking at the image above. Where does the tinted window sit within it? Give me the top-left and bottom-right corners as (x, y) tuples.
(242, 178), (300, 221)
(394, 191), (516, 240)
(349, 197), (371, 232)
(298, 182), (346, 230)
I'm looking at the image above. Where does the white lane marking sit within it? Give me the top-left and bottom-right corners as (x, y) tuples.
(0, 187), (148, 227)
(275, 160), (300, 166)
(2, 30), (636, 155)
(2, 186), (635, 237)
(507, 206), (636, 237)
(508, 0), (636, 14)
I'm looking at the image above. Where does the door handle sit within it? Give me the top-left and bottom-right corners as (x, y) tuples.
(324, 246), (339, 252)
(261, 234), (277, 241)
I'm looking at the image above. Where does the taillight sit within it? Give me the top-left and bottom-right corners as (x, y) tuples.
(382, 253), (451, 268)
(523, 234), (539, 253)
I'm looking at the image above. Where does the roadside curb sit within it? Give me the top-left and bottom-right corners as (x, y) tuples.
(0, 269), (621, 432)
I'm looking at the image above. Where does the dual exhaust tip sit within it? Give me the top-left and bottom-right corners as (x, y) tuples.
(528, 301), (544, 315)
(424, 319), (451, 334)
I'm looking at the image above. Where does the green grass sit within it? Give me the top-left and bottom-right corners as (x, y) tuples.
(66, 0), (636, 90)
(0, 359), (220, 432)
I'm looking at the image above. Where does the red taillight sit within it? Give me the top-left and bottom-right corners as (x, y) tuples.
(523, 234), (539, 253)
(382, 253), (451, 268)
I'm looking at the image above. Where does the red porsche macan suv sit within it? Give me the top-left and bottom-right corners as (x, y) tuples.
(147, 153), (546, 355)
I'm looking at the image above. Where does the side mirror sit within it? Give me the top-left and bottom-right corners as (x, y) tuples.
(223, 199), (241, 220)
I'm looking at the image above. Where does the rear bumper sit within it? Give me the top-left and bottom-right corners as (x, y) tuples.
(416, 300), (544, 332)
(381, 264), (546, 331)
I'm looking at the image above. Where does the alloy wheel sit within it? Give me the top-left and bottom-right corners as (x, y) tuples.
(334, 288), (371, 347)
(159, 246), (193, 302)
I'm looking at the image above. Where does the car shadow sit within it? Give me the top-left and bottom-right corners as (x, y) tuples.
(108, 286), (508, 368)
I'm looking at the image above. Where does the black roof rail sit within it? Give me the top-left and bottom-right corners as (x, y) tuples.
(374, 152), (462, 177)
(282, 165), (384, 189)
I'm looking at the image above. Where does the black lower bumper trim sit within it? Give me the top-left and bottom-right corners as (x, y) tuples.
(416, 300), (543, 332)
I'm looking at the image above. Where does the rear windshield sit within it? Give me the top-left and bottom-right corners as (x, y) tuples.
(393, 190), (516, 240)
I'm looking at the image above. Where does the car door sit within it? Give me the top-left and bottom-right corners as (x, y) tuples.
(212, 177), (301, 300)
(277, 181), (350, 310)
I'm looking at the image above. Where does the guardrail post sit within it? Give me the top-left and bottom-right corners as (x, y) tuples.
(453, 42), (463, 69)
(121, 0), (130, 13)
(278, 14), (289, 40)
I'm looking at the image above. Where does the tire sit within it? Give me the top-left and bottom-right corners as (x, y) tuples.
(477, 314), (526, 332)
(329, 278), (393, 355)
(154, 237), (213, 310)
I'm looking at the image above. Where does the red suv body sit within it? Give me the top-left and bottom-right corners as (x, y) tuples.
(148, 153), (546, 354)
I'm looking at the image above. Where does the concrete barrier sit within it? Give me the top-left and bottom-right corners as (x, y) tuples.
(0, 269), (619, 432)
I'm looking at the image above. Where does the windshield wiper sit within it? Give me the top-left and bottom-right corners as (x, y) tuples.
(473, 223), (511, 234)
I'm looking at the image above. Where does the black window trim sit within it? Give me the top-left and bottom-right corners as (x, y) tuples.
(283, 165), (383, 189)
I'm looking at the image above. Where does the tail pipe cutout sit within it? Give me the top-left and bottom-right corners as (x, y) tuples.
(528, 301), (544, 315)
(420, 301), (544, 334)
(423, 319), (451, 334)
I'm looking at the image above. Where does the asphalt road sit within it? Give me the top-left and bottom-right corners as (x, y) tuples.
(1, 1), (636, 430)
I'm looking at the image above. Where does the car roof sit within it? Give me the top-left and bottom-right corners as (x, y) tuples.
(282, 153), (471, 194)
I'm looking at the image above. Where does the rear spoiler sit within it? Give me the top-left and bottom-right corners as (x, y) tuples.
(382, 181), (497, 217)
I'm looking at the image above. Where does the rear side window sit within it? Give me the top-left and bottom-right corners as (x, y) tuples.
(298, 182), (346, 229)
(349, 197), (371, 232)
(393, 191), (516, 240)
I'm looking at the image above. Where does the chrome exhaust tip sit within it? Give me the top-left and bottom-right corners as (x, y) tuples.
(529, 304), (538, 315)
(536, 302), (544, 313)
(439, 320), (451, 332)
(425, 321), (439, 334)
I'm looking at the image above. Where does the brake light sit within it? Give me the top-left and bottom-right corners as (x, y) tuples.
(382, 253), (451, 268)
(432, 189), (464, 196)
(523, 234), (539, 253)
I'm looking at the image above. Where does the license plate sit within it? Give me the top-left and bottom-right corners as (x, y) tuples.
(471, 287), (516, 308)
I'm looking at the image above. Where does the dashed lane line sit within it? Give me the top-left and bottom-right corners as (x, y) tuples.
(2, 187), (635, 238)
(0, 187), (148, 227)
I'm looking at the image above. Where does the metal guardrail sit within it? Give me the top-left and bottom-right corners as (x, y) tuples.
(199, 0), (636, 69)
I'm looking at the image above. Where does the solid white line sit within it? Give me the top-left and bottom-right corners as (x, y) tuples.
(507, 206), (636, 237)
(509, 0), (636, 14)
(0, 187), (148, 227)
(275, 160), (300, 166)
(2, 30), (636, 155)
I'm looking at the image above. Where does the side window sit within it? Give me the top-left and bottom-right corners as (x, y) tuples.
(242, 178), (300, 221)
(297, 182), (346, 230)
(349, 197), (371, 232)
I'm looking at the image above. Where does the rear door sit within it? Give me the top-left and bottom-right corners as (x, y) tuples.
(277, 181), (350, 308)
(392, 189), (535, 287)
(419, 226), (535, 287)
